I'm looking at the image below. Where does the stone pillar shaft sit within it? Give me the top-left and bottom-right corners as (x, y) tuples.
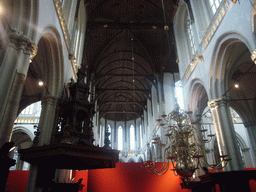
(0, 31), (37, 147)
(16, 156), (25, 170)
(0, 72), (26, 147)
(242, 148), (254, 168)
(26, 97), (59, 192)
(114, 121), (117, 149)
(55, 169), (72, 183)
(38, 97), (58, 146)
(245, 125), (256, 167)
(26, 164), (56, 192)
(208, 98), (244, 171)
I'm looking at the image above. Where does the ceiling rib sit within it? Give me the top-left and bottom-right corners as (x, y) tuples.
(84, 0), (179, 121)
(97, 101), (146, 111)
(87, 22), (167, 30)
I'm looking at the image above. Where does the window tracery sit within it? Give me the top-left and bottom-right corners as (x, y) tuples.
(187, 19), (196, 55)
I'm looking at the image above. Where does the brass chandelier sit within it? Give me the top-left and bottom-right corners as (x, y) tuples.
(142, 105), (231, 179)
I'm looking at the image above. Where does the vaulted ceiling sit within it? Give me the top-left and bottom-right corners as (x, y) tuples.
(83, 0), (180, 121)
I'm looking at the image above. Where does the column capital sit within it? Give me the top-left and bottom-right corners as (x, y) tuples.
(8, 31), (37, 61)
(251, 49), (256, 64)
(41, 96), (58, 106)
(208, 98), (228, 109)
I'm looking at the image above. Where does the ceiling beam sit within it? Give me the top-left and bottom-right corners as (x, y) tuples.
(95, 88), (151, 101)
(96, 88), (150, 92)
(94, 74), (155, 86)
(97, 101), (146, 111)
(100, 110), (142, 118)
(95, 74), (154, 79)
(87, 22), (167, 30)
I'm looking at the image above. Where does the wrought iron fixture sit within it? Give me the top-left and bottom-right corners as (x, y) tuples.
(142, 105), (231, 179)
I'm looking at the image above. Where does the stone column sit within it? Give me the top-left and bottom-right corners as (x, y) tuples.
(0, 31), (37, 147)
(127, 122), (130, 153)
(54, 169), (72, 183)
(113, 121), (117, 150)
(244, 123), (256, 167)
(124, 122), (128, 156)
(251, 50), (256, 162)
(16, 156), (25, 170)
(242, 148), (254, 168)
(26, 163), (56, 192)
(101, 119), (105, 147)
(134, 120), (137, 152)
(208, 98), (244, 171)
(250, 50), (256, 163)
(38, 97), (58, 146)
(96, 111), (100, 146)
(26, 164), (39, 192)
(26, 97), (58, 192)
(136, 120), (140, 154)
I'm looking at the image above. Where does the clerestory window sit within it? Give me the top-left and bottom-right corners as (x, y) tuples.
(175, 80), (184, 109)
(107, 124), (112, 147)
(187, 18), (196, 55)
(118, 126), (123, 150)
(130, 125), (135, 150)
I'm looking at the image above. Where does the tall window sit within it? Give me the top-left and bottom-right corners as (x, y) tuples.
(187, 19), (196, 55)
(130, 125), (135, 150)
(175, 80), (184, 109)
(140, 124), (143, 149)
(118, 126), (123, 150)
(209, 0), (222, 14)
(107, 124), (112, 147)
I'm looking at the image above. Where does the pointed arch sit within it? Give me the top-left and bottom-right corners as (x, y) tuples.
(174, 1), (193, 77)
(34, 27), (64, 98)
(187, 79), (209, 115)
(209, 32), (253, 100)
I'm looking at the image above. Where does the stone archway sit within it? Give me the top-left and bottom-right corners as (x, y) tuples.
(11, 127), (33, 170)
(138, 157), (144, 162)
(24, 28), (64, 146)
(207, 34), (256, 171)
(187, 79), (209, 116)
(128, 158), (135, 163)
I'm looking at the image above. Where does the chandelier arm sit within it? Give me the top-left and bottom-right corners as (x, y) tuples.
(155, 162), (170, 175)
(171, 161), (179, 176)
(164, 146), (171, 158)
(200, 157), (228, 171)
(147, 161), (169, 173)
(144, 163), (169, 175)
(154, 163), (169, 175)
(144, 162), (169, 174)
(144, 167), (159, 174)
(143, 162), (161, 174)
